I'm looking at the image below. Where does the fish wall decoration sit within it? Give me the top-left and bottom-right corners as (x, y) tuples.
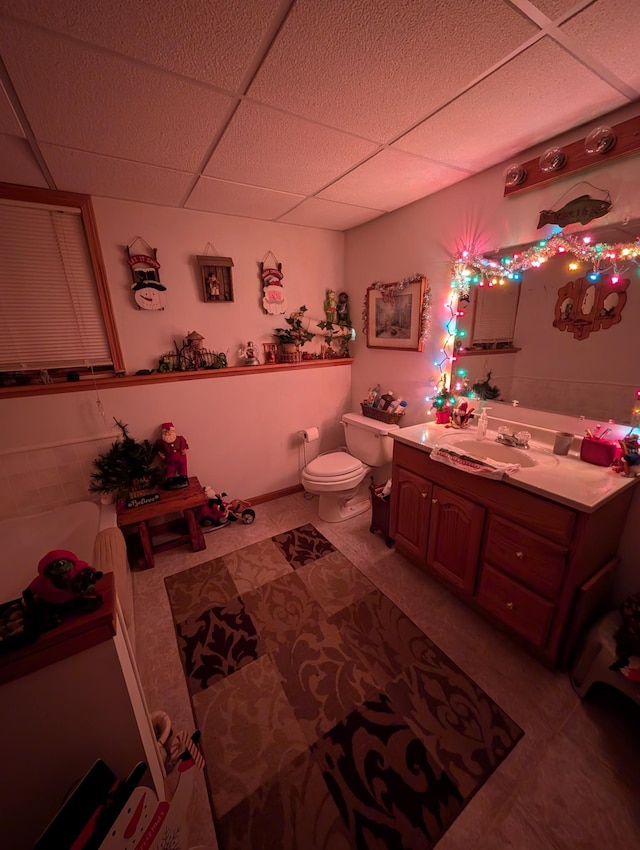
(537, 194), (611, 229)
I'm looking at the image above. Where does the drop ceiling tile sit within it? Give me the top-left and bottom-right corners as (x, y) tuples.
(0, 82), (23, 135)
(278, 197), (384, 231)
(204, 101), (379, 195)
(318, 149), (468, 211)
(248, 0), (538, 143)
(0, 134), (47, 186)
(185, 176), (303, 220)
(561, 0), (640, 90)
(39, 145), (193, 206)
(0, 22), (234, 171)
(0, 0), (280, 92)
(393, 38), (626, 171)
(524, 0), (586, 19)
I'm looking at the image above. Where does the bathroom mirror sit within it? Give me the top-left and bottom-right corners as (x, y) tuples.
(455, 218), (640, 424)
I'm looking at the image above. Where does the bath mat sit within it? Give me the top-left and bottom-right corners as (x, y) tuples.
(165, 523), (523, 849)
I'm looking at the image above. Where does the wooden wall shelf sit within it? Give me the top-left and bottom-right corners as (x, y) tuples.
(455, 348), (520, 357)
(0, 358), (354, 400)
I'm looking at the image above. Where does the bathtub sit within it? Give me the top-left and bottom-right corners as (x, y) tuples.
(0, 499), (116, 603)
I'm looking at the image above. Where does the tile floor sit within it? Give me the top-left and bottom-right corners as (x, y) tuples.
(133, 492), (640, 850)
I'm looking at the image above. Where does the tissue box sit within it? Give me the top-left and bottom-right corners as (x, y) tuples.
(579, 437), (622, 467)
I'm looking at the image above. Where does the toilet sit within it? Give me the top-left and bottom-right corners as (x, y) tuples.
(301, 412), (399, 522)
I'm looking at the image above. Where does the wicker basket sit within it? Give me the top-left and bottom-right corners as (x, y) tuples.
(360, 403), (403, 425)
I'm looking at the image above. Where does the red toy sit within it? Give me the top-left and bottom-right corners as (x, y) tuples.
(24, 549), (103, 609)
(196, 486), (255, 529)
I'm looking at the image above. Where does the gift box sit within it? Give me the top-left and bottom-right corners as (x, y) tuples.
(579, 436), (622, 467)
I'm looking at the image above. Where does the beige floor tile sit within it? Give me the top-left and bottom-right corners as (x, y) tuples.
(133, 495), (640, 850)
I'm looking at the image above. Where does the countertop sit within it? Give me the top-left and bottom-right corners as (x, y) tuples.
(391, 422), (638, 512)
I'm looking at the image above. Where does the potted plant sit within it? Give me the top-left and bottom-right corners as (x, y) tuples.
(89, 419), (163, 506)
(274, 306), (315, 353)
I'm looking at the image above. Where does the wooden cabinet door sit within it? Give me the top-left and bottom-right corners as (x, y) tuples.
(390, 467), (432, 561)
(427, 486), (485, 594)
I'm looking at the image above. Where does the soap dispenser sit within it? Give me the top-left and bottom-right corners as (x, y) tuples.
(476, 407), (491, 440)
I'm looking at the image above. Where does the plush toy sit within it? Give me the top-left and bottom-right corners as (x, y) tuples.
(24, 549), (103, 610)
(196, 486), (256, 528)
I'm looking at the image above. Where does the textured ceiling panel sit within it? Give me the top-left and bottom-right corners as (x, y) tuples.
(0, 134), (47, 186)
(318, 149), (469, 211)
(0, 82), (23, 135)
(185, 176), (303, 220)
(204, 101), (379, 195)
(561, 0), (640, 89)
(39, 145), (194, 206)
(393, 38), (625, 170)
(0, 22), (234, 170)
(523, 0), (589, 19)
(0, 0), (279, 92)
(248, 0), (538, 142)
(0, 0), (637, 231)
(278, 197), (383, 230)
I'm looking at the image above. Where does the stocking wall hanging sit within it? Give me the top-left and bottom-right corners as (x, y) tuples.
(260, 251), (287, 315)
(126, 237), (166, 311)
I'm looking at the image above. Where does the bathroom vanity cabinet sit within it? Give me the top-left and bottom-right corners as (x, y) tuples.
(390, 441), (635, 669)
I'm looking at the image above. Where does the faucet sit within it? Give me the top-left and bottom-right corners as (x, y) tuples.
(495, 426), (531, 449)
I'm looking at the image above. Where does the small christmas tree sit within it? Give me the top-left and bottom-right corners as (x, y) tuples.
(471, 371), (501, 401)
(90, 419), (163, 500)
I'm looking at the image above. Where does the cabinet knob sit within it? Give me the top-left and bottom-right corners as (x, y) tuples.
(431, 498), (438, 504)
(420, 492), (429, 499)
(515, 551), (524, 559)
(506, 601), (514, 610)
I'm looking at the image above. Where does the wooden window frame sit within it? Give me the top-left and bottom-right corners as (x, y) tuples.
(0, 182), (125, 374)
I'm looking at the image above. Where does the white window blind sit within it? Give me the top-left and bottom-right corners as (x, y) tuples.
(472, 282), (520, 344)
(0, 200), (113, 371)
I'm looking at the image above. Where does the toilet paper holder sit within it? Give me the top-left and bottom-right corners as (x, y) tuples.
(298, 427), (319, 443)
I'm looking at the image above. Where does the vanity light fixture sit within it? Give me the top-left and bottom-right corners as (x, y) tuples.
(504, 163), (527, 188)
(584, 126), (617, 155)
(539, 147), (567, 173)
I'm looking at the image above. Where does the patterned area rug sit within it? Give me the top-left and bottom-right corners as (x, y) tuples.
(165, 523), (523, 849)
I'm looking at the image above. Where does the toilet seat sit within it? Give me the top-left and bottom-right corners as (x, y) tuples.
(304, 452), (363, 478)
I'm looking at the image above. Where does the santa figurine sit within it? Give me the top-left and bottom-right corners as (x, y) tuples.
(155, 422), (189, 484)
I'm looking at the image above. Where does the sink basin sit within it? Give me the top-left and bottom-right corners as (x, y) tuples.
(436, 434), (559, 469)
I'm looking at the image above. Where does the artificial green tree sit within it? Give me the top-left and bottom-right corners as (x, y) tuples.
(89, 419), (163, 499)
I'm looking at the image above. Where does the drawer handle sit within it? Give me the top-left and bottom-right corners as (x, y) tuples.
(431, 498), (438, 504)
(506, 601), (514, 610)
(515, 551), (524, 559)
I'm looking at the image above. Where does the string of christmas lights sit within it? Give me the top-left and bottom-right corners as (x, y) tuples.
(451, 233), (640, 299)
(429, 231), (640, 414)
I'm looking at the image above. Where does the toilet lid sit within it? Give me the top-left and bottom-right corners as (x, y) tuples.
(305, 452), (363, 477)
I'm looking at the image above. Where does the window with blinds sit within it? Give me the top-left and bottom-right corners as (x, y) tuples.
(0, 188), (122, 375)
(471, 281), (520, 346)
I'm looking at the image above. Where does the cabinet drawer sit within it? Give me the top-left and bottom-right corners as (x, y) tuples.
(476, 564), (555, 648)
(485, 515), (567, 600)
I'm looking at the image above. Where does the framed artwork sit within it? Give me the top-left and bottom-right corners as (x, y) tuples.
(197, 256), (234, 302)
(365, 276), (428, 351)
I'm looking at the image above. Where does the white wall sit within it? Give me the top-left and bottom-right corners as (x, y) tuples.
(92, 197), (345, 370)
(2, 201), (350, 510)
(345, 102), (640, 602)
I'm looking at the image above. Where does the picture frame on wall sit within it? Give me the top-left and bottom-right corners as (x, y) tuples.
(365, 276), (427, 351)
(197, 256), (234, 302)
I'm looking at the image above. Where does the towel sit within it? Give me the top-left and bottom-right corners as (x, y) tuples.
(430, 445), (521, 479)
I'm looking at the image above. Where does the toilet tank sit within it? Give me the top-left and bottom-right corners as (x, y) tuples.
(341, 412), (399, 466)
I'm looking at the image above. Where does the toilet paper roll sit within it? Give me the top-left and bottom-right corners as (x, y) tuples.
(301, 427), (319, 443)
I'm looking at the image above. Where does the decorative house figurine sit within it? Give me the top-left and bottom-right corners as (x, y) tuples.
(155, 422), (189, 489)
